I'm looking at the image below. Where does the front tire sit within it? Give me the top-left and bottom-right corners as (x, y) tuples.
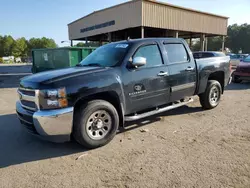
(73, 100), (119, 149)
(199, 80), (222, 110)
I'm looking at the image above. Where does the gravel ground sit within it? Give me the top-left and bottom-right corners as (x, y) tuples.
(0, 65), (250, 188)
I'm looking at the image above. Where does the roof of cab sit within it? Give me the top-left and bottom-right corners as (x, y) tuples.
(113, 37), (185, 44)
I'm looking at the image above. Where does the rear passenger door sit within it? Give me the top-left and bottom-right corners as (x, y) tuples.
(164, 42), (197, 102)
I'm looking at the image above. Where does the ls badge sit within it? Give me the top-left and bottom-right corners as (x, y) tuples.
(129, 84), (146, 96)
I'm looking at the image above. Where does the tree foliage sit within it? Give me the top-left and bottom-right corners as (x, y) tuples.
(12, 37), (28, 57)
(0, 35), (15, 56)
(28, 37), (57, 50)
(0, 36), (57, 57)
(75, 41), (100, 47)
(191, 23), (250, 53)
(226, 23), (250, 53)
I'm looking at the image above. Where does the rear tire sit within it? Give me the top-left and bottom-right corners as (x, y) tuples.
(73, 100), (119, 149)
(199, 80), (222, 110)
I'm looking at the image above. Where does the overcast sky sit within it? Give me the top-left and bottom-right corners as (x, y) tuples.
(0, 0), (249, 46)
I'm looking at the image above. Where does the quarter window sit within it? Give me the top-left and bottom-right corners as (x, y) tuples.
(164, 44), (189, 63)
(133, 44), (163, 68)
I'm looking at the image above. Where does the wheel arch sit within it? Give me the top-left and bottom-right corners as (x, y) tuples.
(207, 71), (225, 93)
(73, 91), (124, 127)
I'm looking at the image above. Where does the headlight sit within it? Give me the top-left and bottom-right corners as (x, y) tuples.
(46, 88), (66, 98)
(39, 88), (68, 109)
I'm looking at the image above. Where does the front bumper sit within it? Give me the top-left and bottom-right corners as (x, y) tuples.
(233, 71), (250, 81)
(16, 101), (74, 142)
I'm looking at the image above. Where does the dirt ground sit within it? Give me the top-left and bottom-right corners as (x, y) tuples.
(0, 65), (250, 188)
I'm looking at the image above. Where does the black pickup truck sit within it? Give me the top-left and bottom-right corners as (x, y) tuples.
(16, 38), (231, 148)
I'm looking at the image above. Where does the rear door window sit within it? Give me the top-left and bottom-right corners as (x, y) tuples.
(164, 44), (189, 63)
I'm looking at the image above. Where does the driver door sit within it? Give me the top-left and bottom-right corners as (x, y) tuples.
(123, 43), (170, 114)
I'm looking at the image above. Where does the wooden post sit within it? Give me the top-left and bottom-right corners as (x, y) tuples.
(205, 37), (208, 51)
(200, 34), (205, 51)
(175, 31), (179, 38)
(108, 33), (112, 43)
(222, 36), (225, 52)
(189, 38), (192, 48)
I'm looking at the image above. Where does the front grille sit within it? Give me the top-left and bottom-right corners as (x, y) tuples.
(19, 89), (35, 96)
(21, 100), (36, 109)
(18, 88), (38, 111)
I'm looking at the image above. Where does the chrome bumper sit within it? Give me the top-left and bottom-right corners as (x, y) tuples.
(16, 101), (74, 142)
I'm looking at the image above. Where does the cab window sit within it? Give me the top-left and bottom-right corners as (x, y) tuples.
(164, 43), (189, 63)
(133, 44), (163, 68)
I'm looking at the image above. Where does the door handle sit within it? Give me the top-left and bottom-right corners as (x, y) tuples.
(158, 71), (169, 76)
(185, 67), (194, 71)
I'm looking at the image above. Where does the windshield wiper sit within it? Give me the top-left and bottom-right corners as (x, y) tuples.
(76, 63), (102, 67)
(75, 64), (83, 67)
(85, 63), (102, 67)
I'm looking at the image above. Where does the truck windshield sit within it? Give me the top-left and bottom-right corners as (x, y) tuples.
(79, 43), (129, 67)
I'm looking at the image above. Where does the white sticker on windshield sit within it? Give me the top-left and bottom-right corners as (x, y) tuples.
(115, 44), (128, 48)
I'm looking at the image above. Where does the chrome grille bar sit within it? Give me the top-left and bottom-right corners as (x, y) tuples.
(18, 88), (40, 111)
(17, 90), (35, 102)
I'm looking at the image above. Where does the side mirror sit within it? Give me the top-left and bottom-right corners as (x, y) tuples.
(132, 57), (146, 68)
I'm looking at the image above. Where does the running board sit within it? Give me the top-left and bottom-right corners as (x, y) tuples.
(124, 98), (194, 121)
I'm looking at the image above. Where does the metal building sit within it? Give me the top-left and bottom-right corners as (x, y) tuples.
(68, 0), (228, 51)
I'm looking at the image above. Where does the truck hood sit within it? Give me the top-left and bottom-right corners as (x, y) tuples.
(20, 66), (106, 86)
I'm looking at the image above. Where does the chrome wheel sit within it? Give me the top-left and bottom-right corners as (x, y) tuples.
(86, 110), (112, 140)
(209, 86), (219, 105)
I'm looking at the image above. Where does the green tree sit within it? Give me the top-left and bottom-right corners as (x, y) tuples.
(188, 24), (250, 53)
(75, 41), (100, 47)
(207, 37), (223, 51)
(75, 42), (85, 47)
(28, 37), (57, 49)
(225, 23), (250, 53)
(1, 35), (15, 56)
(40, 37), (57, 48)
(27, 37), (57, 55)
(12, 37), (28, 57)
(190, 39), (200, 51)
(0, 36), (3, 56)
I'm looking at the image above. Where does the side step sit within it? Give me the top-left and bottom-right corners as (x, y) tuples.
(124, 98), (194, 121)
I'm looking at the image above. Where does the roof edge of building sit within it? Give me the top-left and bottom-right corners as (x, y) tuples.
(68, 0), (229, 26)
(145, 0), (229, 19)
(68, 0), (141, 26)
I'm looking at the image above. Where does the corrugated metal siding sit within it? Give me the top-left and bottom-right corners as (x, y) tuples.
(68, 0), (142, 40)
(142, 1), (228, 35)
